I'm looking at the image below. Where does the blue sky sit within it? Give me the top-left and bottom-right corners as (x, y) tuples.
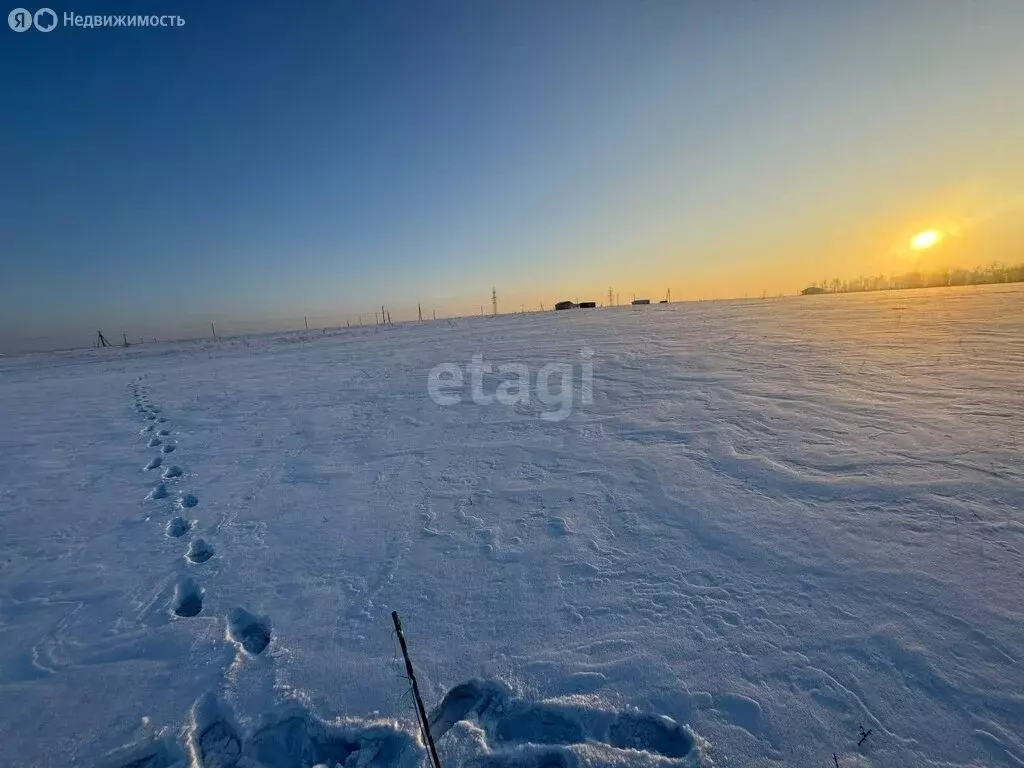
(2, 1), (1022, 350)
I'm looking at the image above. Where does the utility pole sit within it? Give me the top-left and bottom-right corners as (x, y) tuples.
(211, 323), (217, 341)
(433, 308), (436, 321)
(666, 288), (671, 303)
(608, 287), (614, 307)
(492, 287), (498, 316)
(304, 316), (309, 330)
(123, 333), (130, 347)
(418, 303), (423, 322)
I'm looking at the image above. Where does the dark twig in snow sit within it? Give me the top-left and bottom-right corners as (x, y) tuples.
(392, 611), (442, 768)
(858, 725), (872, 747)
(833, 752), (839, 767)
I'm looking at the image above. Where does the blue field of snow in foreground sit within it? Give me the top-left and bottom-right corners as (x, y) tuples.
(0, 285), (1021, 768)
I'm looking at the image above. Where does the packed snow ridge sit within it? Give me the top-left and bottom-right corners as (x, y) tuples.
(101, 681), (707, 768)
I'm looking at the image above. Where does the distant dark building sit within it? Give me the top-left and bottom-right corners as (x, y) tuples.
(801, 286), (826, 295)
(631, 298), (650, 305)
(578, 301), (596, 308)
(554, 300), (575, 311)
(658, 300), (668, 304)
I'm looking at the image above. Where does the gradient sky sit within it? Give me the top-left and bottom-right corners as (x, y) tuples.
(2, 0), (1023, 350)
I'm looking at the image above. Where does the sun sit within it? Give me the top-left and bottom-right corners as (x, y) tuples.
(911, 229), (942, 250)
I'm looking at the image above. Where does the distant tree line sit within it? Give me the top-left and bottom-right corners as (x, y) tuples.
(807, 262), (1024, 294)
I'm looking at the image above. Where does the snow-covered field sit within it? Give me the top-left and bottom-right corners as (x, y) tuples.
(1, 285), (1021, 768)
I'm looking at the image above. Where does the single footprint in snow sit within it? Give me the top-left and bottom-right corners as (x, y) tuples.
(179, 493), (199, 508)
(227, 608), (272, 655)
(145, 456), (163, 471)
(187, 538), (215, 564)
(167, 516), (192, 538)
(607, 712), (694, 758)
(246, 709), (416, 768)
(188, 695), (243, 768)
(171, 577), (203, 617)
(162, 465), (183, 479)
(157, 417), (168, 423)
(148, 483), (169, 500)
(141, 424), (155, 434)
(161, 444), (176, 454)
(429, 679), (512, 739)
(148, 437), (162, 447)
(157, 428), (171, 436)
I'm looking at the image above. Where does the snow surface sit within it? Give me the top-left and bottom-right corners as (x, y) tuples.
(0, 284), (1021, 768)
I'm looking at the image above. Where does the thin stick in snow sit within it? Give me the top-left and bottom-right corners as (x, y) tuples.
(857, 726), (872, 747)
(391, 611), (442, 768)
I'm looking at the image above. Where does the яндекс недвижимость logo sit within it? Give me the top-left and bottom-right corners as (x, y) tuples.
(8, 7), (56, 31)
(8, 8), (184, 31)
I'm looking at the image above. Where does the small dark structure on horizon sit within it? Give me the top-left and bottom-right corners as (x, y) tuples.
(801, 286), (826, 295)
(554, 300), (575, 311)
(578, 301), (596, 309)
(658, 300), (668, 304)
(632, 298), (651, 305)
